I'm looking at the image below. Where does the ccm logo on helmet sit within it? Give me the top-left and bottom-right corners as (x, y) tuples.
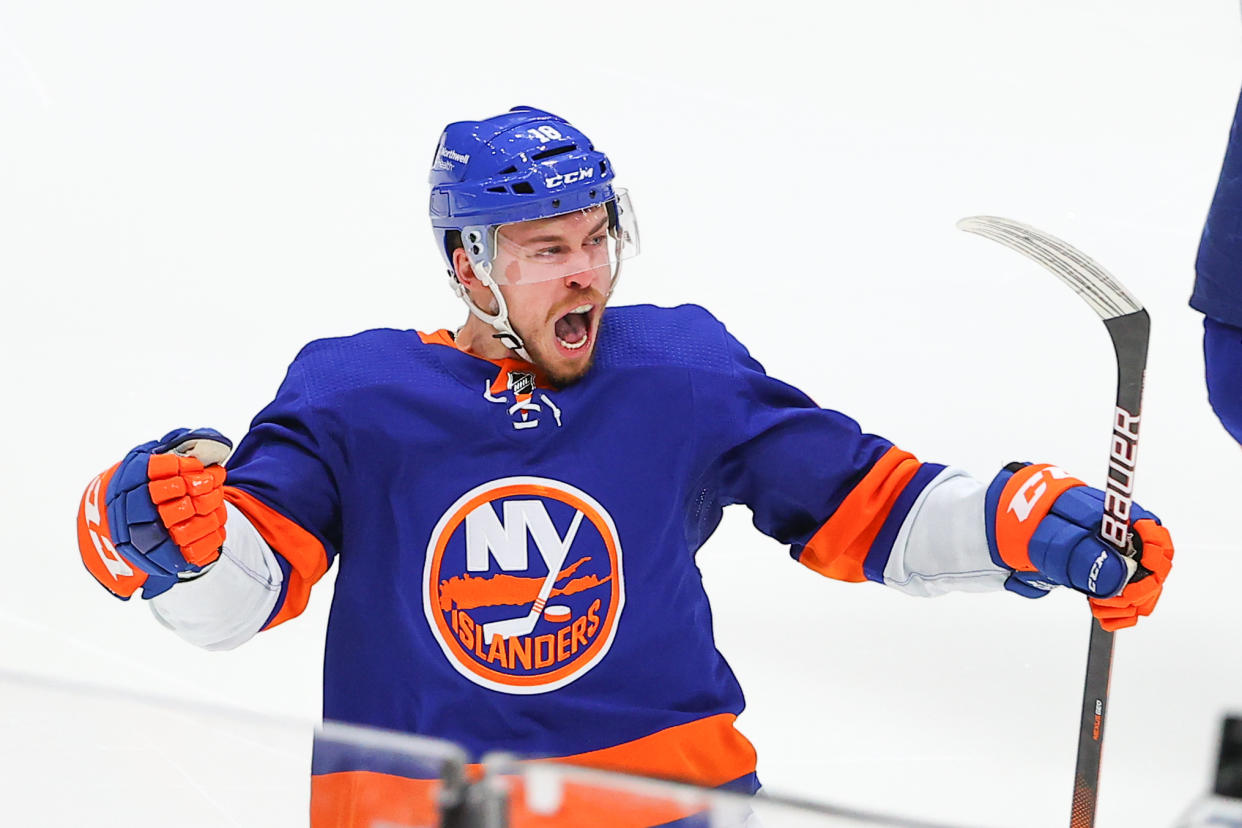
(424, 477), (624, 695)
(545, 167), (594, 189)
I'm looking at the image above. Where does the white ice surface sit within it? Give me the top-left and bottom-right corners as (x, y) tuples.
(2, 1), (1240, 825)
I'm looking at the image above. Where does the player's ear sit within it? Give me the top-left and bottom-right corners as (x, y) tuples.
(452, 247), (478, 288)
(452, 247), (499, 313)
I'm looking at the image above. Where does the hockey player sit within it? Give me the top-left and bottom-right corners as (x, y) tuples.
(1196, 82), (1242, 445)
(76, 107), (1174, 826)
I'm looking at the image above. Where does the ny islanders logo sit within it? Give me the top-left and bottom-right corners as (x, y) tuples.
(424, 477), (624, 694)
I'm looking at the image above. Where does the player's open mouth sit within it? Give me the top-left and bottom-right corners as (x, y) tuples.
(554, 304), (595, 353)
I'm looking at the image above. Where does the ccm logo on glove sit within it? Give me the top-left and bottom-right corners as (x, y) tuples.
(79, 473), (135, 581)
(1006, 464), (1075, 524)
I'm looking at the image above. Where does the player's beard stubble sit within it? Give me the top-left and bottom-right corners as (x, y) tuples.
(516, 288), (608, 389)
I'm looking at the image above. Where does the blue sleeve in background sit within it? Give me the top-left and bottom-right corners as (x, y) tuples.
(1195, 84), (1242, 329)
(1205, 317), (1242, 446)
(1195, 81), (1242, 446)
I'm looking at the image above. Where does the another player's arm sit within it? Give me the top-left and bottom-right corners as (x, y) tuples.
(695, 312), (1172, 631)
(1203, 318), (1242, 444)
(1194, 81), (1242, 445)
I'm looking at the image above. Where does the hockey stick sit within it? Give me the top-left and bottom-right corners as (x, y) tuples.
(956, 216), (1149, 828)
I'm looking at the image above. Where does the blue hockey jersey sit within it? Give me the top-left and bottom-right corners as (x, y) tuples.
(214, 304), (957, 824)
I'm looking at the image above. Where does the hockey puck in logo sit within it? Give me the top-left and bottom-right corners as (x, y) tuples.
(542, 605), (571, 623)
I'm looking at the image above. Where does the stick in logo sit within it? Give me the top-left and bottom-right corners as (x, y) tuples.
(481, 510), (583, 642)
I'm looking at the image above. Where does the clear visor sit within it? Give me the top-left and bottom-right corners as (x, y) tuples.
(462, 190), (639, 286)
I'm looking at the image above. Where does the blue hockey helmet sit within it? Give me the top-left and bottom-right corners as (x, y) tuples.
(429, 106), (617, 258)
(427, 107), (639, 359)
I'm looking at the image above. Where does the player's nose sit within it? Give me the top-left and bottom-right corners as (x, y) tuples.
(563, 257), (600, 290)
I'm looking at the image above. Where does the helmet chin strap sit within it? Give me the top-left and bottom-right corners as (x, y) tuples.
(448, 264), (533, 363)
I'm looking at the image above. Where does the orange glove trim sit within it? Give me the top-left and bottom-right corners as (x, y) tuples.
(76, 463), (149, 598)
(994, 464), (1086, 572)
(156, 496), (196, 526)
(147, 477), (187, 502)
(146, 453), (227, 569)
(1089, 518), (1174, 632)
(193, 489), (224, 515)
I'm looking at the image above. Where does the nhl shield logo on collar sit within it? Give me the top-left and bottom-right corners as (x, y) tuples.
(482, 370), (563, 430)
(510, 371), (535, 396)
(423, 477), (624, 694)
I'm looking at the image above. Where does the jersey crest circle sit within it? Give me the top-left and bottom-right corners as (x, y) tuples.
(424, 476), (624, 695)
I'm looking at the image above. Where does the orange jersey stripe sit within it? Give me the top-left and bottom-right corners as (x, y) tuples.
(798, 446), (923, 582)
(310, 715), (755, 828)
(310, 770), (441, 828)
(543, 712), (755, 789)
(222, 486), (330, 629)
(310, 770), (701, 828)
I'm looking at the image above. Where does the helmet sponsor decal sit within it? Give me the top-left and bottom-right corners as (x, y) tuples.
(424, 477), (623, 694)
(432, 147), (472, 172)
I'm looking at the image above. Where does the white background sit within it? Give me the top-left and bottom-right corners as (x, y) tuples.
(2, 1), (1241, 825)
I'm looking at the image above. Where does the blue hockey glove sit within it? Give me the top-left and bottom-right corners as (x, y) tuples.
(76, 428), (232, 600)
(984, 462), (1174, 630)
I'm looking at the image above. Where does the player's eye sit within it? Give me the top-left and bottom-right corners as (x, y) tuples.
(586, 234), (607, 248)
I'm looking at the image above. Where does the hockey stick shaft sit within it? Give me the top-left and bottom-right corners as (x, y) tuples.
(1070, 309), (1149, 828)
(956, 217), (1149, 828)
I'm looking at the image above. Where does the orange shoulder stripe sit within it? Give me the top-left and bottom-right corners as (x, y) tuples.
(798, 446), (923, 582)
(223, 486), (330, 629)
